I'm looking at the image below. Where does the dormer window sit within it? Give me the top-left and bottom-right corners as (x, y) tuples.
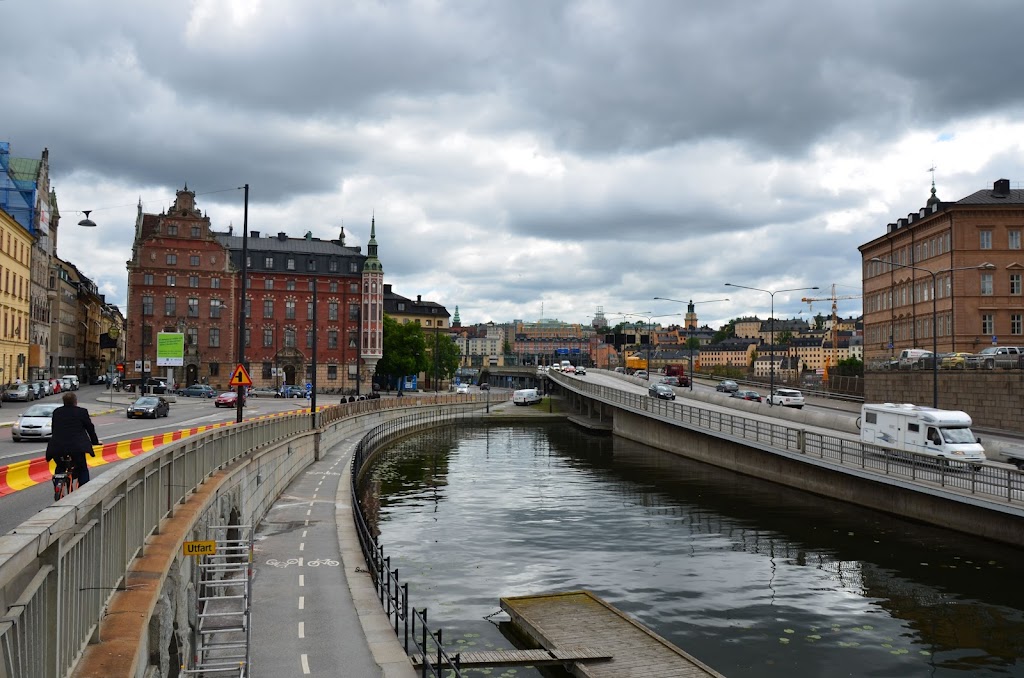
(167, 225), (178, 236)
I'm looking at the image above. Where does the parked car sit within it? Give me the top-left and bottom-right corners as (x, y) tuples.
(479, 383), (490, 390)
(4, 384), (34, 402)
(179, 384), (217, 398)
(277, 385), (306, 398)
(940, 352), (972, 370)
(11, 403), (62, 442)
(731, 389), (762, 402)
(215, 391), (245, 407)
(49, 378), (62, 394)
(767, 388), (805, 409)
(456, 383), (470, 394)
(966, 346), (1024, 370)
(37, 380), (53, 396)
(28, 381), (46, 399)
(648, 383), (676, 400)
(248, 386), (279, 398)
(61, 375), (80, 390)
(716, 380), (739, 393)
(512, 388), (542, 406)
(127, 396), (170, 419)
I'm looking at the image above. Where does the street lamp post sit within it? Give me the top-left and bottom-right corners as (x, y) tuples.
(723, 284), (819, 400)
(869, 258), (995, 408)
(653, 297), (729, 390)
(234, 184), (249, 424)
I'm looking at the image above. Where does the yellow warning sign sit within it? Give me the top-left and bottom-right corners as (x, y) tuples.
(229, 363), (253, 387)
(183, 540), (217, 557)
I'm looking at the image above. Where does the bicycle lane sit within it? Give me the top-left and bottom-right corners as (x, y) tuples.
(250, 436), (415, 677)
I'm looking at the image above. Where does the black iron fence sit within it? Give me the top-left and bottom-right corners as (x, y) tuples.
(351, 409), (474, 677)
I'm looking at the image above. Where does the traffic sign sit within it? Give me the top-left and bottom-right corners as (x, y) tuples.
(183, 540), (217, 557)
(229, 364), (253, 387)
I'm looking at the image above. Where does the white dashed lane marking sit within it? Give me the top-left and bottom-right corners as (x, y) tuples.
(298, 621), (305, 639)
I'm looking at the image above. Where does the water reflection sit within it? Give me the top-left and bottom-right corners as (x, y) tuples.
(361, 424), (1024, 677)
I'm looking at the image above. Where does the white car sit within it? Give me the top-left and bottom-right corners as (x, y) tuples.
(768, 388), (805, 409)
(456, 384), (470, 394)
(12, 403), (62, 442)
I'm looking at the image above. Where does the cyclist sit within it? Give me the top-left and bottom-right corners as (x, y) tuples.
(45, 392), (101, 486)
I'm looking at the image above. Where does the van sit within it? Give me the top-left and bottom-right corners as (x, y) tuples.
(896, 349), (932, 370)
(859, 403), (986, 465)
(61, 374), (80, 391)
(513, 388), (542, 406)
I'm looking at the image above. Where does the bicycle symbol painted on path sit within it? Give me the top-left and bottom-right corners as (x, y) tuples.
(265, 557), (340, 568)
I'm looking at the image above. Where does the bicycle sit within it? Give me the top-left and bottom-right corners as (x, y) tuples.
(52, 455), (77, 501)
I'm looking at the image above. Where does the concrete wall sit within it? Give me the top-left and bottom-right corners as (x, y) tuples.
(867, 371), (1024, 433)
(611, 409), (1024, 547)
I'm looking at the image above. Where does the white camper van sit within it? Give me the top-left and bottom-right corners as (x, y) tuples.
(859, 403), (986, 464)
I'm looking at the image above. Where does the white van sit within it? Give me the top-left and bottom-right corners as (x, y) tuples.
(61, 375), (80, 391)
(859, 403), (986, 464)
(897, 349), (932, 369)
(513, 388), (542, 406)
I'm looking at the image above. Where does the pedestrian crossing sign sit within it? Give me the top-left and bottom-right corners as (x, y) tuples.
(229, 364), (253, 387)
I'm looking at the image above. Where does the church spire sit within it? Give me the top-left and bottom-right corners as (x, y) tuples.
(362, 215), (383, 272)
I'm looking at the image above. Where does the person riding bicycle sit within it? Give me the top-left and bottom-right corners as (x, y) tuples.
(45, 392), (101, 486)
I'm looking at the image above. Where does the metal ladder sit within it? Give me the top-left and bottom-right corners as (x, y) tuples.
(181, 524), (253, 677)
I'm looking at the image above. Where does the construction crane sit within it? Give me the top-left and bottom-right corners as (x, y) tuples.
(801, 285), (862, 377)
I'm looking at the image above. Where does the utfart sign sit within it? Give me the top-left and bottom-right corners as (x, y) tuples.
(182, 540), (217, 557)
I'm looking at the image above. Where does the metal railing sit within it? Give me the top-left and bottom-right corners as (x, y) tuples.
(351, 409), (481, 677)
(552, 373), (1024, 504)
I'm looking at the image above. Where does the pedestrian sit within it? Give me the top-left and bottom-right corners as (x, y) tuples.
(45, 392), (101, 486)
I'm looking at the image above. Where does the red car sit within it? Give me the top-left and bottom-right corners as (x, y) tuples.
(214, 391), (246, 408)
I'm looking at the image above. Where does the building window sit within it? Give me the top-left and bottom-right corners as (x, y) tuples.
(143, 325), (153, 346)
(287, 258), (295, 271)
(308, 280), (314, 292)
(264, 279), (274, 290)
(980, 230), (992, 249)
(328, 302), (339, 320)
(191, 226), (201, 238)
(981, 273), (994, 296)
(262, 363), (272, 379)
(1011, 274), (1022, 296)
(397, 302), (405, 311)
(165, 297), (176, 316)
(329, 281), (338, 293)
(263, 300), (273, 318)
(264, 257), (274, 268)
(1010, 230), (1022, 250)
(187, 327), (198, 346)
(349, 304), (359, 320)
(1013, 314), (1023, 335)
(167, 275), (176, 287)
(285, 300), (296, 319)
(982, 314), (994, 335)
(167, 225), (178, 236)
(244, 328), (251, 348)
(143, 273), (154, 285)
(349, 331), (357, 348)
(307, 259), (317, 271)
(327, 365), (337, 379)
(307, 301), (314, 320)
(211, 277), (221, 289)
(328, 330), (338, 349)
(209, 362), (219, 376)
(244, 299), (251, 319)
(190, 255), (200, 266)
(188, 297), (199, 317)
(329, 260), (338, 272)
(189, 275), (199, 288)
(286, 280), (295, 291)
(306, 329), (313, 348)
(210, 299), (222, 318)
(349, 262), (358, 273)
(350, 283), (358, 293)
(142, 295), (154, 315)
(284, 328), (296, 348)
(263, 328), (273, 347)
(167, 253), (177, 265)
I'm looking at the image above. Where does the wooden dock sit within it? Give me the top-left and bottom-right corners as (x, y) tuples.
(411, 647), (611, 669)
(501, 590), (725, 677)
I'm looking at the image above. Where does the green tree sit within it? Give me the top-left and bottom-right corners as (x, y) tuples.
(711, 320), (737, 344)
(685, 336), (701, 351)
(377, 315), (428, 388)
(835, 357), (864, 377)
(428, 332), (462, 383)
(502, 339), (512, 355)
(776, 330), (793, 345)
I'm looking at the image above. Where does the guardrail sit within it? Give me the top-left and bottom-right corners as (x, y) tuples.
(0, 392), (496, 678)
(552, 373), (1024, 504)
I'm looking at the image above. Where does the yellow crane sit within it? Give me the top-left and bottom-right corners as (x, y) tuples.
(801, 285), (862, 378)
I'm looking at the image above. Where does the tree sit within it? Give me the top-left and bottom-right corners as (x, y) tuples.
(835, 356), (864, 377)
(502, 339), (512, 355)
(429, 331), (462, 385)
(776, 330), (793, 345)
(377, 315), (428, 389)
(711, 320), (737, 344)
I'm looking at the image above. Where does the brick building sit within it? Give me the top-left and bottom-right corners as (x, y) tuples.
(125, 187), (383, 392)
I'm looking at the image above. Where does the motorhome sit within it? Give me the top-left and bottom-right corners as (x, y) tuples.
(859, 403), (986, 464)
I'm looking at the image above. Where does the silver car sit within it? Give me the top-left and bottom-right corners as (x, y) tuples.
(12, 403), (62, 442)
(4, 384), (35, 402)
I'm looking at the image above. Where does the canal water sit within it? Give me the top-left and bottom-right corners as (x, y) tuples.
(360, 423), (1024, 677)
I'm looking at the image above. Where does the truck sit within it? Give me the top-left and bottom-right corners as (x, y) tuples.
(965, 346), (1024, 370)
(858, 403), (986, 465)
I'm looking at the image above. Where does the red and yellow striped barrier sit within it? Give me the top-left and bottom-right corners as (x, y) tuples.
(0, 406), (318, 497)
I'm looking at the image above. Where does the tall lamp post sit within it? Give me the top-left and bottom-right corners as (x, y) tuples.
(234, 184), (250, 423)
(652, 297), (729, 390)
(309, 258), (318, 425)
(869, 258), (995, 408)
(724, 284), (819, 399)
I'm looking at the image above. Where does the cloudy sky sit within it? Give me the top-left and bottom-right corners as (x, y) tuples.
(5, 0), (1024, 331)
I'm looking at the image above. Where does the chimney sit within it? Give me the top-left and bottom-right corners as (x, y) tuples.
(993, 179), (1011, 198)
(277, 232), (287, 241)
(417, 295), (422, 303)
(250, 231), (260, 238)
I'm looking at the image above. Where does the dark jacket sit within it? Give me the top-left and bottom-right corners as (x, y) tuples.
(45, 405), (100, 464)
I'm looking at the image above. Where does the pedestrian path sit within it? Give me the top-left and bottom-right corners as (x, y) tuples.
(250, 434), (415, 678)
